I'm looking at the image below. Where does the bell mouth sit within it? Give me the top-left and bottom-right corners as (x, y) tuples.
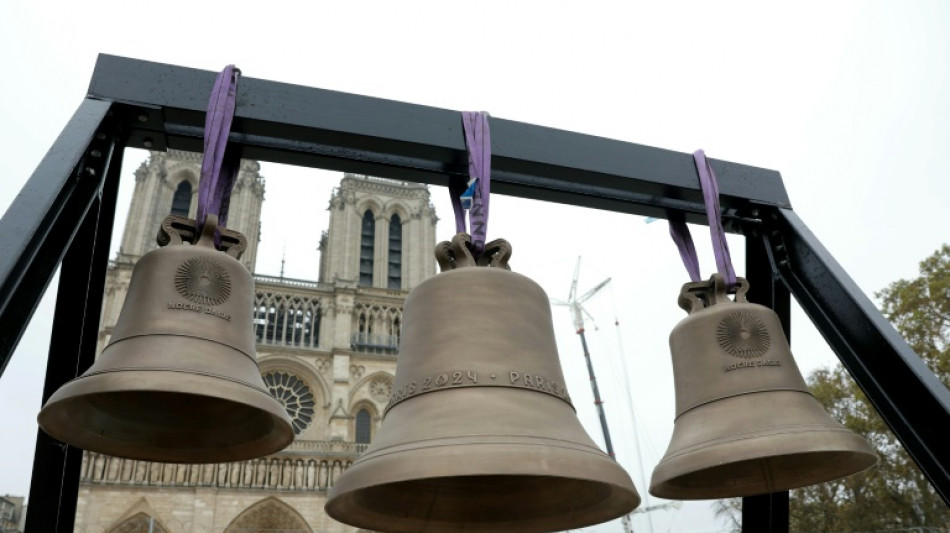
(38, 370), (294, 463)
(328, 474), (637, 533)
(326, 393), (641, 533)
(650, 391), (878, 499)
(651, 447), (878, 500)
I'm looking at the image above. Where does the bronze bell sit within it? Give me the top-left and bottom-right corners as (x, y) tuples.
(326, 234), (640, 533)
(37, 214), (294, 463)
(650, 274), (877, 499)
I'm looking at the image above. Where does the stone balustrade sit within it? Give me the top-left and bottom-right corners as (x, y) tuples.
(80, 450), (357, 492)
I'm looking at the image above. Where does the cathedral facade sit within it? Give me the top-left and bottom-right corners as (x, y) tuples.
(73, 150), (438, 532)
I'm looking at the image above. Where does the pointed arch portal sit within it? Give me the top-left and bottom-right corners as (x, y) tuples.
(6, 54), (949, 532)
(107, 512), (167, 533)
(225, 498), (313, 533)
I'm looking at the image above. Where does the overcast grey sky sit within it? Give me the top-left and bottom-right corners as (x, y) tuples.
(2, 2), (949, 531)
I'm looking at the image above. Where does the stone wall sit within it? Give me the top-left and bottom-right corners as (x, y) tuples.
(75, 449), (363, 533)
(74, 487), (354, 533)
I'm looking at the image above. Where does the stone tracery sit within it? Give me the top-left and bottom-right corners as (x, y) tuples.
(106, 512), (167, 533)
(254, 291), (324, 349)
(224, 498), (313, 533)
(263, 371), (316, 435)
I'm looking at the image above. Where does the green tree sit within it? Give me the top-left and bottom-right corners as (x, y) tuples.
(717, 245), (950, 532)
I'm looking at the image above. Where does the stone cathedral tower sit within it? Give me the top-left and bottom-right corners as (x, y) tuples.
(115, 150), (264, 270)
(74, 150), (438, 533)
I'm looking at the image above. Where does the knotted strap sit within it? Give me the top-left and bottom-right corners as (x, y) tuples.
(450, 111), (492, 258)
(196, 65), (241, 246)
(668, 149), (737, 288)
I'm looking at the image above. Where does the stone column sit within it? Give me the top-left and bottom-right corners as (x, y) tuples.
(331, 293), (354, 350)
(329, 352), (352, 440)
(318, 299), (334, 351)
(375, 213), (388, 288)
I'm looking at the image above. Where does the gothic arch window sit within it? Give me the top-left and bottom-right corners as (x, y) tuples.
(360, 210), (375, 286)
(253, 293), (322, 349)
(170, 180), (192, 216)
(351, 303), (402, 355)
(388, 213), (402, 289)
(263, 372), (315, 435)
(355, 408), (372, 444)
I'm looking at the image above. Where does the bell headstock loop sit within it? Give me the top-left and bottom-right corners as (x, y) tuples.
(731, 276), (750, 303)
(436, 233), (476, 270)
(678, 274), (750, 313)
(435, 233), (512, 272)
(157, 215), (197, 246)
(156, 214), (248, 259)
(477, 238), (512, 269)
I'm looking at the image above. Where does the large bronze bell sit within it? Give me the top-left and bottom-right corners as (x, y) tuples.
(326, 235), (640, 533)
(37, 214), (294, 463)
(650, 274), (877, 499)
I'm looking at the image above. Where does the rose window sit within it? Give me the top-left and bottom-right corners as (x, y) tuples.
(263, 371), (315, 435)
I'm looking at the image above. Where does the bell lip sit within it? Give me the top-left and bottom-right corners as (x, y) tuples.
(37, 370), (294, 463)
(327, 476), (639, 533)
(649, 427), (879, 500)
(325, 441), (640, 532)
(327, 476), (640, 533)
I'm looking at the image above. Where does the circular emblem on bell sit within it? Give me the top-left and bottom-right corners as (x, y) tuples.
(175, 257), (231, 306)
(717, 311), (770, 358)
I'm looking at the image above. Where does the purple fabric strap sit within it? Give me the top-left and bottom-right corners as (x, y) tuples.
(669, 215), (701, 282)
(459, 111), (492, 256)
(667, 150), (737, 288)
(196, 65), (241, 240)
(694, 149), (737, 287)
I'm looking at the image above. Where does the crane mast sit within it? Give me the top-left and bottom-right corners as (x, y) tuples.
(552, 257), (636, 533)
(554, 258), (683, 532)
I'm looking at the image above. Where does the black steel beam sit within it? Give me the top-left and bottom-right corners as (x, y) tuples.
(25, 134), (122, 532)
(766, 208), (950, 506)
(742, 229), (792, 533)
(742, 492), (790, 533)
(0, 98), (114, 377)
(87, 54), (790, 225)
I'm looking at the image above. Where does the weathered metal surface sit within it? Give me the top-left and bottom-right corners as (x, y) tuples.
(326, 238), (640, 532)
(651, 274), (877, 499)
(37, 215), (293, 463)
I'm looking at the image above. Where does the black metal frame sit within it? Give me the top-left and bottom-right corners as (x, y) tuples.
(1, 54), (946, 532)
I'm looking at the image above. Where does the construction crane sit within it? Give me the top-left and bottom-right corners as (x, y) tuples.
(551, 257), (635, 533)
